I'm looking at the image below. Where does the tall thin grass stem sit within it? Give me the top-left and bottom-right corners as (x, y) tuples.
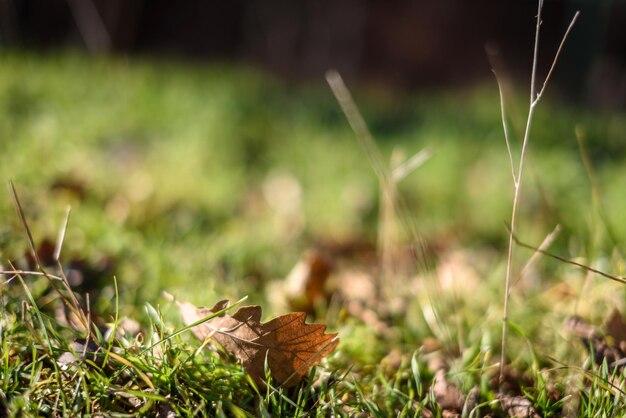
(499, 2), (579, 385)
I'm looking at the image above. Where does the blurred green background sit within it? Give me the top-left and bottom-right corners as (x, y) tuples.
(1, 51), (625, 314)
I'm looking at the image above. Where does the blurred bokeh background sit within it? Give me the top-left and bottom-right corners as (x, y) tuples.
(1, 0), (626, 311)
(2, 0), (626, 104)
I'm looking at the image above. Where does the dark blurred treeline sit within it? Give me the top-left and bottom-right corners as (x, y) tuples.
(1, 0), (624, 105)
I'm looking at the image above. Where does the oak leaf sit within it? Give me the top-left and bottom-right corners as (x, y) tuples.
(174, 298), (339, 387)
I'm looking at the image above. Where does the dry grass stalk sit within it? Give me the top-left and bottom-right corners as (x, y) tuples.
(497, 2), (580, 385)
(325, 70), (431, 297)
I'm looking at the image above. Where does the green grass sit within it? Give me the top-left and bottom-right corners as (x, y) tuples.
(2, 51), (626, 416)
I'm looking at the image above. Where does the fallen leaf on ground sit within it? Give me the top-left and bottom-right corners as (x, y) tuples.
(56, 339), (103, 371)
(490, 365), (535, 396)
(432, 369), (466, 412)
(430, 360), (478, 415)
(604, 308), (626, 352)
(566, 315), (626, 370)
(171, 297), (339, 387)
(497, 394), (540, 418)
(284, 249), (333, 312)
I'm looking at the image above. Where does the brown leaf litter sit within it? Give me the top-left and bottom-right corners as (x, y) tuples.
(283, 249), (333, 313)
(496, 393), (541, 418)
(428, 355), (479, 416)
(566, 309), (626, 370)
(170, 296), (339, 387)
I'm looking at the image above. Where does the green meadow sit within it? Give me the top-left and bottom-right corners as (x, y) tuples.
(2, 51), (626, 416)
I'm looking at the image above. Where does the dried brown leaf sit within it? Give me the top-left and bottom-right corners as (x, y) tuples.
(566, 314), (626, 369)
(605, 308), (626, 349)
(284, 250), (333, 312)
(175, 299), (339, 387)
(497, 394), (540, 418)
(432, 369), (478, 413)
(491, 365), (535, 396)
(433, 370), (465, 411)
